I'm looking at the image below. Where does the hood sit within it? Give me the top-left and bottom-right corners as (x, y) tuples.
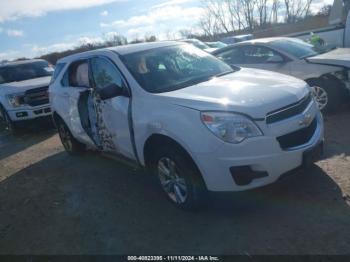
(0, 76), (51, 94)
(307, 48), (350, 68)
(157, 68), (309, 119)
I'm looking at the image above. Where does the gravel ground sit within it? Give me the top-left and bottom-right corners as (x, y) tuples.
(0, 109), (349, 255)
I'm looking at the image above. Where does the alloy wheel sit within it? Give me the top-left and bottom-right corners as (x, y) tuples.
(312, 86), (328, 111)
(157, 157), (188, 204)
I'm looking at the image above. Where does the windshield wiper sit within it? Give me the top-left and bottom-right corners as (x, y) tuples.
(214, 70), (235, 78)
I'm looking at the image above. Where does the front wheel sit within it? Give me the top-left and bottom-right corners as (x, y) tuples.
(0, 106), (19, 135)
(307, 78), (341, 113)
(57, 120), (86, 154)
(151, 145), (207, 210)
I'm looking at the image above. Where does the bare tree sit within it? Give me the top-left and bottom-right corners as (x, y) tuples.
(199, 0), (244, 36)
(178, 29), (194, 39)
(202, 0), (232, 33)
(104, 33), (127, 47)
(270, 0), (281, 24)
(284, 0), (313, 23)
(317, 4), (332, 16)
(199, 9), (221, 37)
(241, 0), (256, 30)
(198, 0), (313, 37)
(144, 35), (157, 42)
(165, 30), (178, 40)
(256, 0), (268, 27)
(225, 0), (245, 30)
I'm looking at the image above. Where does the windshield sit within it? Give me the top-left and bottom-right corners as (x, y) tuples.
(270, 39), (320, 59)
(121, 44), (235, 93)
(0, 61), (53, 84)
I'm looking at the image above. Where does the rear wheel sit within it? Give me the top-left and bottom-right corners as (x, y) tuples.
(306, 78), (342, 113)
(57, 119), (86, 154)
(150, 145), (207, 210)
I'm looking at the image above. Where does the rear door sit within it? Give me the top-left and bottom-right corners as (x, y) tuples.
(89, 56), (135, 159)
(60, 60), (96, 147)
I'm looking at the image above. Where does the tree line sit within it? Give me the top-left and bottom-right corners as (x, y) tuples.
(3, 0), (333, 64)
(39, 34), (157, 65)
(198, 0), (315, 37)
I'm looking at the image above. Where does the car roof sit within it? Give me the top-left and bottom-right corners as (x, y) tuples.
(224, 34), (253, 39)
(58, 41), (181, 64)
(213, 37), (300, 55)
(235, 37), (295, 45)
(0, 59), (47, 68)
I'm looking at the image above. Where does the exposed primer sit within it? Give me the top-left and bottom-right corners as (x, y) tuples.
(92, 91), (117, 151)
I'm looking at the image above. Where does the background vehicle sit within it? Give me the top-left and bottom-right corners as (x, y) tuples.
(50, 42), (324, 209)
(213, 37), (350, 112)
(220, 34), (253, 45)
(0, 59), (53, 134)
(289, 0), (350, 48)
(180, 39), (218, 53)
(205, 41), (227, 49)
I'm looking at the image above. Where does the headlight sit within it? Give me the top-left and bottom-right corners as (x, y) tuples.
(7, 92), (26, 108)
(201, 111), (263, 144)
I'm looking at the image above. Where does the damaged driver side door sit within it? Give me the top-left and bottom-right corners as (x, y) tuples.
(88, 56), (135, 159)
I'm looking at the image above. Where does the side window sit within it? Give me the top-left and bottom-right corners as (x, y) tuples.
(62, 60), (90, 88)
(216, 47), (245, 64)
(241, 46), (283, 64)
(90, 57), (123, 90)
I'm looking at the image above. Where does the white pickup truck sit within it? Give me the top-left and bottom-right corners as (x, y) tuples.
(290, 0), (350, 48)
(49, 42), (324, 209)
(0, 59), (53, 134)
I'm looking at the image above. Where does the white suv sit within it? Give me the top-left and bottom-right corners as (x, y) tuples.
(49, 42), (324, 209)
(0, 59), (53, 134)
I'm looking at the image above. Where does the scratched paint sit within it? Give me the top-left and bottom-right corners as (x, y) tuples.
(92, 91), (117, 152)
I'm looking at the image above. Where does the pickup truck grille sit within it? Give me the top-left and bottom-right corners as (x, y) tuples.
(24, 86), (49, 107)
(266, 94), (312, 124)
(277, 118), (317, 150)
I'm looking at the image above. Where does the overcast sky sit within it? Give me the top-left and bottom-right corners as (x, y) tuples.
(0, 0), (334, 61)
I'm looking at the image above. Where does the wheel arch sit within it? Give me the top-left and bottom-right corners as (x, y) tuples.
(305, 73), (343, 86)
(143, 133), (199, 170)
(142, 133), (207, 189)
(52, 111), (65, 128)
(305, 74), (347, 97)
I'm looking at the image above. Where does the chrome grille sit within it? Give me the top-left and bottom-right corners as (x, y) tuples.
(24, 86), (49, 107)
(266, 94), (312, 124)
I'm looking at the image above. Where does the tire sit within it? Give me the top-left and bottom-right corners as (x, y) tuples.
(0, 105), (19, 135)
(306, 78), (342, 113)
(150, 144), (208, 210)
(57, 119), (86, 154)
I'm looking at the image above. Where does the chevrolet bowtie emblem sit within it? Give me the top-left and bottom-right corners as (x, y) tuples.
(299, 114), (313, 126)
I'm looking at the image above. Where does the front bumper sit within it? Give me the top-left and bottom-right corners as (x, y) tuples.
(194, 112), (324, 192)
(7, 104), (51, 122)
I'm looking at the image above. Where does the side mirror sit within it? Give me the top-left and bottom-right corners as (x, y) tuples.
(267, 55), (284, 63)
(97, 83), (128, 100)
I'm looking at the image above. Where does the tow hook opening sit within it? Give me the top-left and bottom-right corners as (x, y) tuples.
(230, 166), (268, 186)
